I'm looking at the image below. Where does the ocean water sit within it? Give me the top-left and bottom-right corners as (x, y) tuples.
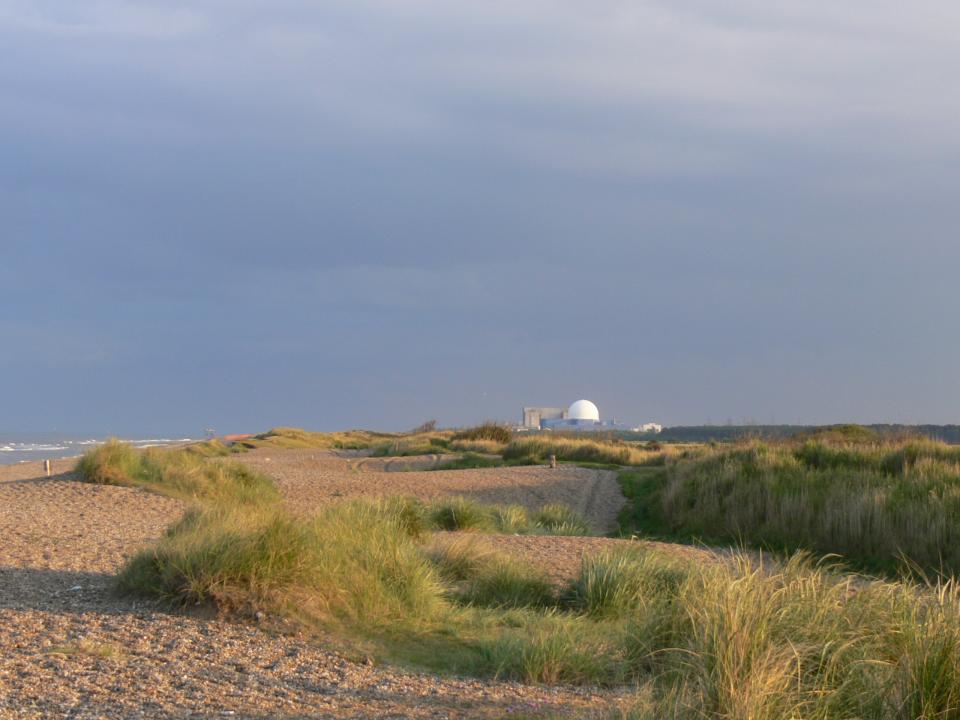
(0, 435), (196, 465)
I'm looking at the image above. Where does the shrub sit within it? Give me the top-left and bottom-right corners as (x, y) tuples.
(492, 505), (530, 534)
(534, 504), (590, 536)
(77, 439), (142, 485)
(503, 436), (673, 466)
(453, 423), (513, 445)
(459, 556), (555, 610)
(424, 536), (496, 582)
(448, 439), (507, 455)
(427, 497), (495, 532)
(120, 500), (443, 622)
(565, 548), (688, 618)
(432, 453), (504, 471)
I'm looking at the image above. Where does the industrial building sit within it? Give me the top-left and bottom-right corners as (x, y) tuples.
(521, 399), (661, 432)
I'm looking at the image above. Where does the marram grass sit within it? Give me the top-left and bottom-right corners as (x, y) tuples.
(629, 437), (960, 576)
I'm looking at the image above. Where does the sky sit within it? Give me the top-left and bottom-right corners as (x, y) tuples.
(2, 1), (959, 435)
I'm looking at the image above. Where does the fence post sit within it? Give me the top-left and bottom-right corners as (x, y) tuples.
(44, 459), (51, 477)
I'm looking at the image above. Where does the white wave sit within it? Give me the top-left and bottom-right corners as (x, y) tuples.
(2, 443), (70, 452)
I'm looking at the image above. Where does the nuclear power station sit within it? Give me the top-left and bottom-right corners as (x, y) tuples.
(520, 399), (661, 433)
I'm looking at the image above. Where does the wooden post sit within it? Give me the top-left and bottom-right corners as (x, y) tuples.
(44, 459), (51, 477)
(549, 454), (557, 469)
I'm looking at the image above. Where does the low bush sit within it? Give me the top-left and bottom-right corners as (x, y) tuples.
(432, 453), (505, 471)
(448, 439), (507, 455)
(564, 548), (687, 618)
(120, 500), (443, 622)
(492, 505), (530, 534)
(453, 423), (513, 445)
(503, 436), (674, 467)
(372, 435), (452, 457)
(424, 536), (496, 582)
(459, 556), (555, 610)
(534, 504), (590, 535)
(427, 497), (496, 532)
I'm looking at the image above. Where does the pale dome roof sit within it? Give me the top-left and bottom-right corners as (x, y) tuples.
(567, 399), (600, 421)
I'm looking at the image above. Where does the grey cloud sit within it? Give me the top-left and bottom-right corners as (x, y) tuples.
(2, 1), (959, 433)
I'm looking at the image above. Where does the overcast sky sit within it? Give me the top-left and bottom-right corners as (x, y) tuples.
(2, 1), (959, 435)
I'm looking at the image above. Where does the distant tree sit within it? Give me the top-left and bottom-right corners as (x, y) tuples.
(410, 420), (438, 434)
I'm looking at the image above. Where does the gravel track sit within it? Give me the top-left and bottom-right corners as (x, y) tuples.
(0, 456), (632, 719)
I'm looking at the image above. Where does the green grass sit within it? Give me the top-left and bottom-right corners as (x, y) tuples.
(241, 427), (393, 450)
(432, 453), (505, 471)
(424, 497), (592, 536)
(458, 556), (556, 610)
(120, 500), (443, 622)
(452, 422), (513, 445)
(371, 435), (452, 457)
(117, 485), (960, 718)
(77, 439), (279, 506)
(619, 438), (960, 577)
(448, 439), (507, 455)
(503, 436), (675, 467)
(89, 430), (960, 717)
(563, 549), (687, 618)
(427, 497), (498, 532)
(533, 504), (591, 535)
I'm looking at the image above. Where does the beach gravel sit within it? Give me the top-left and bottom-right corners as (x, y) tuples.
(0, 456), (635, 718)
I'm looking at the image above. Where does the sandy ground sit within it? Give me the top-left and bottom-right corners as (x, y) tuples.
(0, 455), (639, 719)
(235, 449), (626, 534)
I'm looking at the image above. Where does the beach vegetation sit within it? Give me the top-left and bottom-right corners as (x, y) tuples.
(453, 422), (513, 445)
(77, 439), (278, 506)
(618, 436), (960, 576)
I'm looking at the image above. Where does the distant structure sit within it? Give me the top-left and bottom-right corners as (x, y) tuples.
(520, 399), (661, 433)
(634, 422), (663, 434)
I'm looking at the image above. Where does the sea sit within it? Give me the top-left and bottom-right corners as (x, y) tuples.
(0, 434), (197, 465)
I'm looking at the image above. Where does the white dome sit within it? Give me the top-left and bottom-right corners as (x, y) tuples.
(567, 399), (600, 421)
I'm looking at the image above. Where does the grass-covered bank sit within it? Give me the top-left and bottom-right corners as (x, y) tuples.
(79, 439), (960, 717)
(78, 439), (279, 506)
(618, 437), (960, 577)
(121, 499), (960, 717)
(504, 435), (673, 467)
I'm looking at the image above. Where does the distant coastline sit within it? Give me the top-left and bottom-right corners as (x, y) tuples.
(0, 436), (195, 465)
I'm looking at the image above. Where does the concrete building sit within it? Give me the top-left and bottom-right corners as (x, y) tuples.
(634, 422), (663, 434)
(521, 399), (613, 431)
(521, 406), (565, 429)
(521, 399), (662, 433)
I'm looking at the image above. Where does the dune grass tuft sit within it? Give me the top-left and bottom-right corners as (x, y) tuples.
(427, 497), (497, 532)
(453, 422), (513, 445)
(458, 556), (556, 610)
(120, 500), (443, 622)
(77, 440), (279, 506)
(533, 504), (591, 535)
(564, 548), (687, 618)
(448, 439), (507, 455)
